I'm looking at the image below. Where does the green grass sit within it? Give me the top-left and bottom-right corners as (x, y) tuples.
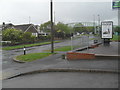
(90, 38), (95, 40)
(2, 41), (60, 50)
(16, 52), (54, 62)
(111, 35), (120, 41)
(54, 46), (71, 51)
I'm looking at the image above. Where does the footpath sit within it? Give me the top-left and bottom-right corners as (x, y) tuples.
(2, 41), (119, 80)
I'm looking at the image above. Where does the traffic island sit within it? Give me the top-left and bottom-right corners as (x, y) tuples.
(13, 56), (26, 63)
(13, 53), (55, 63)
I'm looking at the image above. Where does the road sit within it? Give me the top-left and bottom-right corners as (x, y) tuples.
(1, 35), (118, 88)
(3, 72), (118, 88)
(2, 35), (98, 69)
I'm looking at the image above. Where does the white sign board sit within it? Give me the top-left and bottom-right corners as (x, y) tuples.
(101, 21), (113, 39)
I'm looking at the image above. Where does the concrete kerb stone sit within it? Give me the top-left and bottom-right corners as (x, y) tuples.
(13, 52), (65, 63)
(95, 54), (120, 60)
(13, 56), (26, 63)
(65, 43), (102, 60)
(4, 68), (119, 80)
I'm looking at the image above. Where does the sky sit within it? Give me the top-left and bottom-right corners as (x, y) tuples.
(0, 0), (119, 25)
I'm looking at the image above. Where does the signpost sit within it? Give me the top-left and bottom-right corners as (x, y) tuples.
(112, 0), (120, 9)
(101, 21), (113, 45)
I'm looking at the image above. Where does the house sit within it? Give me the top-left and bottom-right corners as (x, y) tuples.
(2, 23), (39, 37)
(14, 24), (39, 37)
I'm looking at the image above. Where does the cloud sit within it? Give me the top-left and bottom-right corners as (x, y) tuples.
(0, 0), (118, 25)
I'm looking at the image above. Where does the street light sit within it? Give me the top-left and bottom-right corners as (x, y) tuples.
(93, 15), (96, 34)
(98, 14), (100, 35)
(50, 0), (54, 53)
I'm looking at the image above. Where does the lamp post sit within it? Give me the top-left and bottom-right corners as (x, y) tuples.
(98, 14), (100, 35)
(50, 0), (54, 53)
(93, 15), (96, 34)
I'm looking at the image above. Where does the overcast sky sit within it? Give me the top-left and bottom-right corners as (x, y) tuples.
(0, 0), (118, 25)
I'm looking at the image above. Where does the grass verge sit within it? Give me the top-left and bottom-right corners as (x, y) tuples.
(54, 46), (71, 51)
(16, 52), (55, 62)
(111, 35), (120, 41)
(3, 41), (60, 50)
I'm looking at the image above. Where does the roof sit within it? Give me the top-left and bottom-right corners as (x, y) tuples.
(2, 23), (39, 33)
(14, 24), (32, 32)
(14, 24), (39, 33)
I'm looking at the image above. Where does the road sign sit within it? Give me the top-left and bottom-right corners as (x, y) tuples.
(112, 0), (120, 9)
(101, 21), (113, 39)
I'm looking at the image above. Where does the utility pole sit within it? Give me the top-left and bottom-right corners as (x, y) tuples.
(50, 0), (54, 53)
(118, 8), (120, 26)
(98, 14), (100, 35)
(93, 15), (96, 34)
(54, 11), (55, 24)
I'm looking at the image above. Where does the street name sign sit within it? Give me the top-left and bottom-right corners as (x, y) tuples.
(101, 21), (113, 39)
(112, 0), (120, 9)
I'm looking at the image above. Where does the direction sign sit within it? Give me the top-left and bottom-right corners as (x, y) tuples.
(112, 0), (120, 9)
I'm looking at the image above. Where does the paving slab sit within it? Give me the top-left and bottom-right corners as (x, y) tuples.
(77, 42), (119, 56)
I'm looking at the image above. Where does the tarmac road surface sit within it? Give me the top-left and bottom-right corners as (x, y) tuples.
(2, 35), (95, 69)
(3, 72), (118, 88)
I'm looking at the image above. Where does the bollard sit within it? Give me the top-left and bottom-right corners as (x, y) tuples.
(94, 40), (98, 44)
(23, 46), (26, 55)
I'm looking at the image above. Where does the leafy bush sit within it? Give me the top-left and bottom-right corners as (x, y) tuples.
(2, 29), (36, 45)
(2, 29), (23, 42)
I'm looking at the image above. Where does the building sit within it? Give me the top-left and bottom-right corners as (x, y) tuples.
(14, 24), (39, 37)
(2, 23), (39, 37)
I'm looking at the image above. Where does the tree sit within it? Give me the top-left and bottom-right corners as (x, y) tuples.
(56, 22), (71, 34)
(114, 26), (120, 33)
(2, 29), (36, 45)
(55, 22), (73, 38)
(73, 23), (85, 33)
(2, 29), (23, 43)
(86, 26), (94, 33)
(22, 32), (36, 43)
(40, 21), (51, 32)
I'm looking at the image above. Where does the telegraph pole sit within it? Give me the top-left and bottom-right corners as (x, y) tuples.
(50, 0), (54, 53)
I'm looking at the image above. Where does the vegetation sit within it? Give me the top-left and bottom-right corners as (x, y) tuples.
(114, 26), (120, 34)
(2, 41), (60, 50)
(54, 46), (71, 51)
(40, 21), (51, 33)
(40, 21), (73, 39)
(16, 52), (54, 62)
(111, 35), (120, 41)
(2, 29), (36, 45)
(73, 26), (94, 34)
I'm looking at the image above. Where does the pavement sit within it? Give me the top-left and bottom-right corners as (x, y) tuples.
(1, 41), (119, 80)
(76, 41), (119, 55)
